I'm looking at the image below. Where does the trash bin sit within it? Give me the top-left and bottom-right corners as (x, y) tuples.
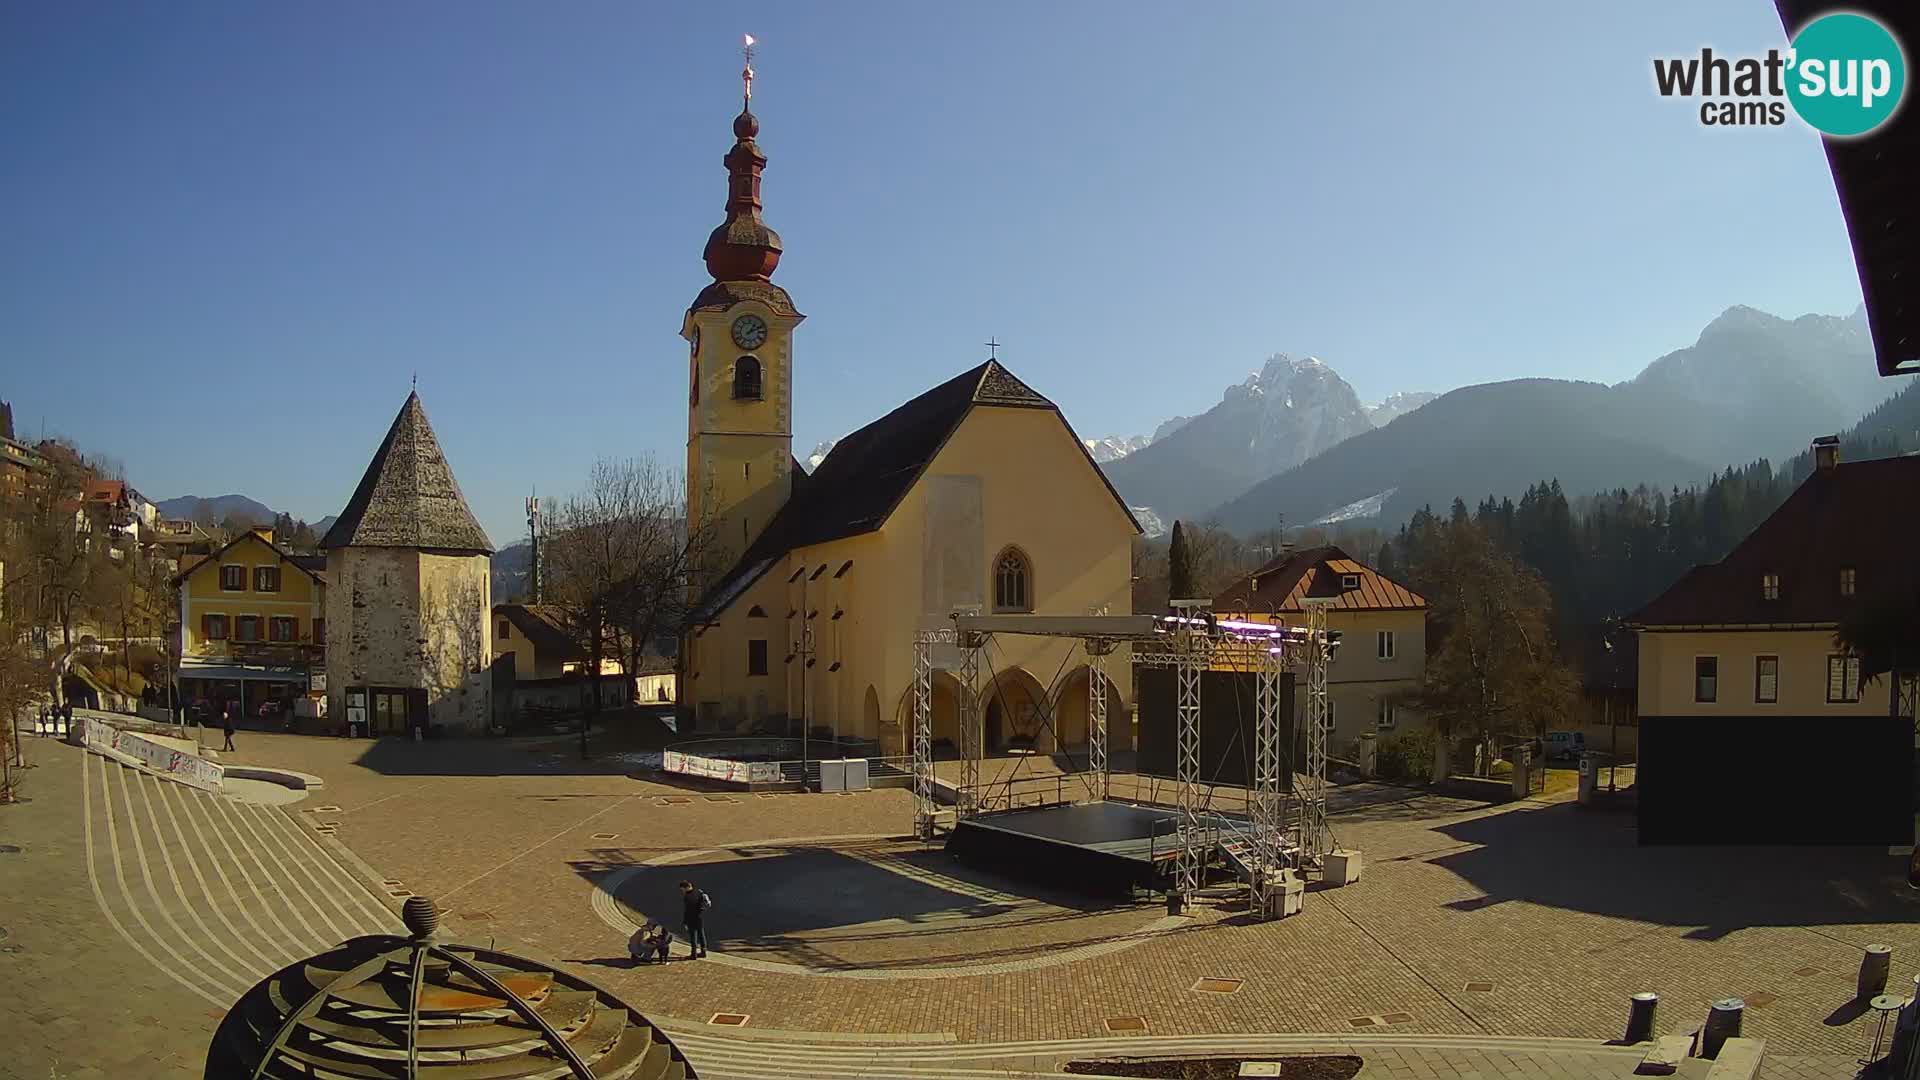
(1166, 890), (1185, 916)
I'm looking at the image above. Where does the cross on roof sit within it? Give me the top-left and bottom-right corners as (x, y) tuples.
(985, 338), (1001, 360)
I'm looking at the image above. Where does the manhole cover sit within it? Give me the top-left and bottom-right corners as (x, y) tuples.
(1464, 980), (1496, 992)
(1103, 1016), (1148, 1033)
(1191, 977), (1244, 994)
(1745, 991), (1778, 1008)
(1380, 1012), (1414, 1025)
(708, 1013), (750, 1026)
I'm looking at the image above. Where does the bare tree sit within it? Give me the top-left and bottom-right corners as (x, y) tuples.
(4, 448), (117, 707)
(544, 457), (714, 756)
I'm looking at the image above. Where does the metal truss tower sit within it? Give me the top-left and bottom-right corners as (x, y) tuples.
(911, 629), (941, 839)
(1250, 641), (1286, 895)
(1086, 640), (1113, 802)
(1297, 599), (1332, 865)
(1170, 601), (1210, 898)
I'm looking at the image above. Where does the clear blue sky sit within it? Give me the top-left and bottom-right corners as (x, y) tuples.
(0, 2), (1867, 544)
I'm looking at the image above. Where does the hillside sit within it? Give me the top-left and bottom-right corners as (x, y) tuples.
(1209, 379), (1715, 533)
(1202, 305), (1885, 535)
(155, 494), (277, 525)
(1101, 355), (1374, 521)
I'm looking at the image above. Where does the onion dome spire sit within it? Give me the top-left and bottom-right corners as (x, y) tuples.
(704, 33), (783, 283)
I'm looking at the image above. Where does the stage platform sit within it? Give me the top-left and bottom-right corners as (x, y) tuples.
(945, 800), (1250, 898)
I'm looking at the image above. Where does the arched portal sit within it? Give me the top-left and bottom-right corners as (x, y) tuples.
(1050, 665), (1130, 757)
(895, 671), (962, 757)
(981, 666), (1048, 753)
(862, 684), (880, 742)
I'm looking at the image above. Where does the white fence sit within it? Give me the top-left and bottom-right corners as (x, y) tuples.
(73, 713), (225, 792)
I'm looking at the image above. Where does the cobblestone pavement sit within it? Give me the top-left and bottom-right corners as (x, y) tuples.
(6, 730), (1907, 1079)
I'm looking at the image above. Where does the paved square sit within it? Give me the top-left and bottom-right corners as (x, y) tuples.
(4, 727), (1910, 1080)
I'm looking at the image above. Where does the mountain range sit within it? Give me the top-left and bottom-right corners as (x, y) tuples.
(1198, 305), (1885, 535)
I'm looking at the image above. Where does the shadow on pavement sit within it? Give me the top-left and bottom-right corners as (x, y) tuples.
(1427, 800), (1919, 937)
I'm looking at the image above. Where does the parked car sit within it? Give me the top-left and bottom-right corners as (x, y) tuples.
(1540, 730), (1586, 762)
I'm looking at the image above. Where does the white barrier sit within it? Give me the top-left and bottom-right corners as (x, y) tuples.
(661, 750), (780, 785)
(75, 714), (225, 792)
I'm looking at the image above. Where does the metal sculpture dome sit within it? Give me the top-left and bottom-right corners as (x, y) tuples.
(205, 896), (696, 1079)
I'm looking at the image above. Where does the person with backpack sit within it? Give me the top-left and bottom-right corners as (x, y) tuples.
(679, 879), (711, 959)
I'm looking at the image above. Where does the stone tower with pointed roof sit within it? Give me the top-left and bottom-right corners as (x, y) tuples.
(322, 392), (495, 735)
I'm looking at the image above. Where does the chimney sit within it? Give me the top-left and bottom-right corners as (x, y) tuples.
(1812, 435), (1840, 472)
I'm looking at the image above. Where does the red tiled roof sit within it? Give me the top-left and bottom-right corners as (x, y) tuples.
(1632, 455), (1920, 627)
(1212, 545), (1426, 615)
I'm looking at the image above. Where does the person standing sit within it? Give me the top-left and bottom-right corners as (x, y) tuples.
(221, 699), (237, 753)
(679, 880), (710, 959)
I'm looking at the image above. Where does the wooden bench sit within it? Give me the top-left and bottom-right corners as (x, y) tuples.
(1703, 1037), (1765, 1080)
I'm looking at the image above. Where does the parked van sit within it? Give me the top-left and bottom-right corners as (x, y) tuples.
(1541, 730), (1586, 762)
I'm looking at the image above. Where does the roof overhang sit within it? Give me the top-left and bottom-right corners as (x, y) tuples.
(1775, 0), (1920, 376)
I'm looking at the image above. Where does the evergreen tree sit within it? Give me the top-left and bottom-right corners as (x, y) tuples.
(1167, 520), (1195, 601)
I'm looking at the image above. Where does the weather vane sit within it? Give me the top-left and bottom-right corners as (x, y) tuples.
(742, 33), (755, 106)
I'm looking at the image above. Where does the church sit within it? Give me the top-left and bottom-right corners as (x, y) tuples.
(680, 59), (1138, 757)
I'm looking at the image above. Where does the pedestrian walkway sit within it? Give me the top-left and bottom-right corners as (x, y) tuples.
(76, 745), (402, 1008)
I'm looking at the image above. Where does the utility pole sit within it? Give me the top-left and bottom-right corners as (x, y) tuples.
(525, 494), (542, 605)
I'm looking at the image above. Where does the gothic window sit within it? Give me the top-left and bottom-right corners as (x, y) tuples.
(733, 355), (763, 400)
(993, 547), (1032, 613)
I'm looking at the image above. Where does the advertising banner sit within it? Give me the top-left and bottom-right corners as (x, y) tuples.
(80, 715), (225, 792)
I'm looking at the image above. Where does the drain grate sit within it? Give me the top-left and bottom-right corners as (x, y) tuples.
(704, 795), (736, 803)
(1191, 977), (1244, 994)
(755, 793), (779, 799)
(1464, 980), (1496, 993)
(387, 890), (413, 899)
(591, 833), (619, 841)
(1793, 966), (1821, 977)
(1346, 1017), (1377, 1029)
(1103, 1016), (1148, 1033)
(1379, 1012), (1414, 1025)
(1745, 991), (1778, 1008)
(382, 880), (404, 887)
(313, 805), (343, 813)
(708, 1013), (749, 1026)
(659, 797), (692, 805)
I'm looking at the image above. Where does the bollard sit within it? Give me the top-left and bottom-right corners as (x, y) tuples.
(1166, 890), (1185, 917)
(1860, 944), (1894, 1000)
(1624, 992), (1660, 1044)
(1700, 998), (1744, 1060)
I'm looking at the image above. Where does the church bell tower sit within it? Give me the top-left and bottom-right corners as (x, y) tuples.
(683, 35), (804, 577)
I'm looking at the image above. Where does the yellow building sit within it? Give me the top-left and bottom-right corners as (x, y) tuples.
(680, 84), (1138, 755)
(1212, 546), (1428, 752)
(1633, 440), (1912, 725)
(174, 527), (327, 717)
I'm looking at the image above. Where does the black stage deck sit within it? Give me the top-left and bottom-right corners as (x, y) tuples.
(946, 800), (1247, 898)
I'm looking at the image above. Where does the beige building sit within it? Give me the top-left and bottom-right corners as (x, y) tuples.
(679, 88), (1138, 754)
(1634, 440), (1912, 725)
(322, 392), (494, 736)
(1213, 546), (1428, 751)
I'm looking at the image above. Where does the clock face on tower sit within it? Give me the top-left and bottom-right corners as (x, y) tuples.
(731, 314), (769, 350)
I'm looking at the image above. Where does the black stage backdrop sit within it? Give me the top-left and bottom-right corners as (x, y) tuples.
(1638, 716), (1915, 845)
(1136, 668), (1295, 790)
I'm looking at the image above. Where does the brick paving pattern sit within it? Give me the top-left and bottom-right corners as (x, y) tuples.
(4, 729), (1905, 1079)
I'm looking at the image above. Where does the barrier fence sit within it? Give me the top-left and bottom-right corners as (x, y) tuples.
(72, 713), (225, 792)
